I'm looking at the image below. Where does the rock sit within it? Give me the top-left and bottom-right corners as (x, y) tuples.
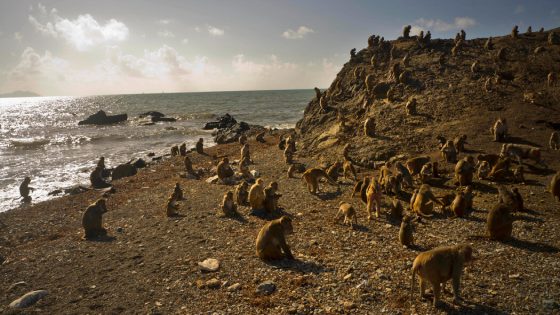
(8, 281), (27, 292)
(195, 280), (205, 289)
(147, 152), (155, 157)
(129, 158), (147, 169)
(198, 258), (220, 272)
(47, 189), (63, 196)
(255, 281), (276, 295)
(214, 122), (251, 144)
(116, 227), (124, 233)
(64, 185), (89, 195)
(152, 116), (176, 123)
(227, 283), (241, 291)
(9, 290), (48, 308)
(112, 163), (137, 181)
(139, 111), (165, 118)
(206, 175), (219, 184)
(78, 110), (127, 125)
(205, 278), (221, 289)
(203, 114), (237, 130)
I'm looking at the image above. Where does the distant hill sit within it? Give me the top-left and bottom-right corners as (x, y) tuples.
(0, 90), (40, 98)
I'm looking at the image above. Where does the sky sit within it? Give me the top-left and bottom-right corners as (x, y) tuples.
(0, 0), (558, 96)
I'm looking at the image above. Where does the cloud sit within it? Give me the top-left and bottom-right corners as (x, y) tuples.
(514, 5), (525, 14)
(182, 38), (189, 44)
(411, 17), (476, 33)
(14, 32), (23, 42)
(232, 54), (298, 74)
(8, 47), (68, 80)
(29, 6), (129, 51)
(157, 30), (175, 38)
(207, 26), (224, 36)
(158, 19), (171, 25)
(282, 26), (314, 39)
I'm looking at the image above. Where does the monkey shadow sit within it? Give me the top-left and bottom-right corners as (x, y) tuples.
(249, 208), (290, 221)
(461, 214), (485, 223)
(224, 212), (248, 224)
(438, 301), (508, 315)
(507, 136), (542, 147)
(85, 235), (116, 243)
(518, 207), (540, 216)
(462, 148), (484, 154)
(428, 177), (453, 189)
(505, 238), (559, 253)
(472, 182), (498, 194)
(266, 258), (325, 275)
(514, 214), (544, 223)
(315, 190), (342, 201)
(519, 179), (544, 186)
(526, 164), (555, 176)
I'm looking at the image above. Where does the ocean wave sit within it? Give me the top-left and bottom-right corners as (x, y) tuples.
(9, 138), (50, 149)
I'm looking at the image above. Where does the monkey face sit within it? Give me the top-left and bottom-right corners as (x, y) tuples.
(97, 200), (108, 213)
(280, 217), (294, 235)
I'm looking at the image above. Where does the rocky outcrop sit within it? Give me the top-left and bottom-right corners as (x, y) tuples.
(203, 114), (237, 130)
(215, 122), (251, 144)
(78, 110), (127, 125)
(138, 111), (177, 123)
(112, 163), (137, 181)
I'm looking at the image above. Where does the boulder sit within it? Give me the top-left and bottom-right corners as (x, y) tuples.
(203, 114), (237, 130)
(9, 290), (48, 308)
(214, 122), (250, 144)
(129, 158), (147, 169)
(112, 164), (137, 181)
(78, 110), (127, 125)
(138, 111), (165, 118)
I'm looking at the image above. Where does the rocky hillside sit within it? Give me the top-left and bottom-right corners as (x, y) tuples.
(296, 27), (560, 166)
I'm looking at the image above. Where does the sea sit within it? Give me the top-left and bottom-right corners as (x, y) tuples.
(0, 89), (313, 212)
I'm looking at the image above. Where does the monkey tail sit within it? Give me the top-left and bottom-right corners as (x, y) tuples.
(410, 266), (416, 302)
(321, 171), (338, 186)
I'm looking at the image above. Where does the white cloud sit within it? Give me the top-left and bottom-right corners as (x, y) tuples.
(208, 26), (224, 36)
(232, 54), (297, 74)
(411, 17), (476, 33)
(9, 47), (68, 80)
(514, 5), (525, 14)
(282, 26), (314, 39)
(157, 30), (175, 38)
(14, 32), (23, 42)
(194, 26), (201, 32)
(182, 38), (189, 44)
(29, 6), (129, 51)
(158, 19), (171, 25)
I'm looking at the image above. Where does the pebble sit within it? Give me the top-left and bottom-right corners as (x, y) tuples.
(9, 290), (48, 308)
(206, 175), (219, 184)
(8, 281), (28, 292)
(198, 258), (220, 272)
(206, 278), (221, 289)
(256, 281), (276, 295)
(227, 283), (241, 291)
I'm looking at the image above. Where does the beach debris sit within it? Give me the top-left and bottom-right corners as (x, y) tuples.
(9, 290), (48, 308)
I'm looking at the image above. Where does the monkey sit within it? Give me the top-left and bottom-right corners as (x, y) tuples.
(220, 191), (237, 216)
(165, 195), (179, 217)
(319, 96), (328, 112)
(402, 53), (410, 67)
(249, 178), (265, 210)
(235, 181), (249, 205)
(470, 61), (479, 74)
(484, 37), (493, 50)
(302, 168), (338, 194)
(464, 186), (474, 211)
(314, 87), (322, 100)
(82, 199), (108, 239)
(390, 63), (401, 82)
(343, 143), (351, 161)
(450, 191), (467, 218)
(403, 25), (411, 39)
(326, 161), (342, 182)
(453, 135), (467, 153)
(255, 216), (294, 260)
(438, 53), (446, 67)
(406, 156), (431, 176)
(216, 157), (235, 183)
(179, 143), (187, 156)
(497, 185), (517, 209)
(364, 117), (375, 137)
(539, 27), (545, 33)
(451, 45), (459, 57)
(551, 171), (560, 202)
(513, 166), (525, 184)
(440, 140), (457, 163)
(460, 29), (466, 40)
(488, 157), (512, 181)
(476, 160), (491, 180)
(399, 215), (415, 247)
(90, 166), (111, 189)
(352, 177), (369, 198)
(343, 160), (358, 181)
(496, 47), (506, 61)
(394, 161), (414, 188)
(455, 156), (475, 186)
(365, 74), (376, 94)
(241, 143), (251, 161)
(335, 202), (358, 228)
(284, 146), (294, 164)
(406, 98), (417, 115)
(548, 72), (557, 87)
(487, 202), (514, 241)
(491, 118), (508, 142)
(285, 136), (296, 153)
(19, 177), (34, 202)
(264, 181), (281, 213)
(511, 187), (524, 212)
(437, 192), (456, 212)
(534, 46), (545, 55)
(500, 143), (545, 167)
(378, 161), (393, 184)
(256, 131), (266, 143)
(239, 134), (248, 145)
(411, 244), (473, 307)
(171, 145), (179, 156)
(196, 138), (204, 154)
(412, 184), (442, 217)
(436, 135), (447, 149)
(484, 77), (492, 93)
(184, 156), (199, 179)
(511, 25), (519, 39)
(240, 156), (251, 169)
(419, 163), (433, 184)
(96, 156), (111, 177)
(383, 174), (402, 196)
(390, 198), (404, 221)
(171, 182), (184, 201)
(287, 164), (296, 178)
(432, 161), (440, 179)
(549, 131), (560, 150)
(526, 26), (532, 34)
(477, 153), (500, 168)
(366, 177), (383, 220)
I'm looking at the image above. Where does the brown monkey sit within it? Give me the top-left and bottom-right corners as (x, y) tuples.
(319, 96), (328, 112)
(432, 161), (440, 178)
(255, 216), (294, 260)
(548, 72), (557, 87)
(488, 157), (512, 181)
(441, 140), (457, 163)
(352, 177), (368, 197)
(19, 177), (34, 202)
(511, 25), (519, 39)
(284, 146), (294, 164)
(526, 26), (532, 34)
(287, 164), (296, 178)
(172, 182), (184, 200)
(343, 160), (358, 181)
(399, 215), (415, 247)
(239, 161), (253, 180)
(264, 181), (281, 213)
(241, 143), (250, 160)
(216, 157), (235, 183)
(90, 166), (111, 189)
(82, 199), (108, 239)
(497, 185), (516, 209)
(335, 202), (358, 228)
(500, 144), (545, 167)
(477, 153), (500, 168)
(487, 203), (513, 241)
(342, 143), (351, 161)
(470, 61), (479, 74)
(411, 244), (473, 306)
(302, 168), (338, 194)
(491, 118), (508, 142)
(476, 161), (491, 179)
(406, 156), (431, 176)
(464, 186), (474, 211)
(196, 138), (204, 154)
(285, 136), (296, 153)
(314, 87), (321, 100)
(238, 134), (248, 145)
(551, 171), (560, 202)
(497, 47), (506, 61)
(513, 166), (525, 183)
(419, 163), (433, 184)
(484, 77), (492, 93)
(366, 177), (383, 220)
(165, 195), (179, 217)
(364, 117), (375, 137)
(249, 178), (265, 210)
(403, 25), (411, 38)
(184, 156), (198, 178)
(455, 156), (475, 186)
(511, 187), (524, 212)
(326, 161), (342, 182)
(179, 143), (187, 156)
(235, 181), (249, 205)
(453, 135), (467, 153)
(378, 161), (393, 184)
(484, 37), (493, 50)
(395, 161), (414, 188)
(256, 131), (266, 143)
(412, 184), (442, 217)
(390, 198), (404, 221)
(171, 145), (179, 156)
(450, 191), (467, 218)
(406, 98), (417, 115)
(221, 191), (237, 216)
(549, 131), (560, 150)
